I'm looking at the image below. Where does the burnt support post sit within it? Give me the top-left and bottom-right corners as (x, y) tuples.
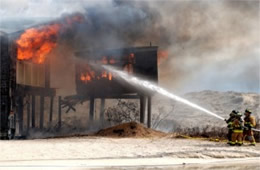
(27, 97), (30, 132)
(17, 96), (24, 135)
(100, 98), (105, 121)
(0, 33), (10, 139)
(58, 96), (62, 129)
(31, 95), (35, 128)
(49, 96), (54, 123)
(140, 96), (146, 124)
(89, 97), (95, 121)
(147, 96), (152, 128)
(39, 96), (44, 129)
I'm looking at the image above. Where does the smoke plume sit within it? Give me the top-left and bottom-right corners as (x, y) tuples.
(1, 0), (259, 93)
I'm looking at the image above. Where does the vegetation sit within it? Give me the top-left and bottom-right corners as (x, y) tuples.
(175, 117), (260, 142)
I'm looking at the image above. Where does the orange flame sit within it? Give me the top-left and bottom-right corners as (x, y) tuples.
(16, 14), (85, 64)
(16, 24), (60, 64)
(80, 62), (115, 84)
(80, 73), (91, 83)
(108, 72), (112, 80)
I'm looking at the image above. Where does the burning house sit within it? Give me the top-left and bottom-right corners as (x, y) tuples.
(74, 46), (158, 126)
(0, 14), (159, 139)
(0, 28), (56, 139)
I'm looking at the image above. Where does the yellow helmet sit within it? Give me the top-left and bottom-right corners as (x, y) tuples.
(245, 109), (252, 114)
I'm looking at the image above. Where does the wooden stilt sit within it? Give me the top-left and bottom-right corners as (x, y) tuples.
(140, 96), (146, 124)
(58, 96), (62, 129)
(17, 96), (24, 135)
(89, 97), (95, 121)
(49, 96), (54, 123)
(39, 96), (44, 129)
(100, 98), (105, 121)
(27, 96), (30, 132)
(31, 95), (35, 128)
(147, 96), (152, 128)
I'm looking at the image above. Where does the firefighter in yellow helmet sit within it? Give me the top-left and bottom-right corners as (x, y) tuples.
(230, 112), (243, 146)
(225, 110), (237, 145)
(243, 109), (256, 146)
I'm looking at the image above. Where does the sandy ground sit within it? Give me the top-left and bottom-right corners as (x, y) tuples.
(0, 136), (259, 169)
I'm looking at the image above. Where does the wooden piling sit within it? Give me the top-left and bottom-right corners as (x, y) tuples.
(27, 97), (30, 132)
(39, 96), (44, 129)
(31, 95), (35, 128)
(49, 96), (54, 122)
(58, 96), (62, 129)
(17, 96), (24, 135)
(89, 97), (95, 121)
(100, 98), (105, 121)
(140, 96), (146, 124)
(147, 96), (152, 128)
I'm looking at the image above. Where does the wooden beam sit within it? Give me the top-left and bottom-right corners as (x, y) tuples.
(39, 96), (44, 129)
(102, 95), (141, 99)
(31, 95), (35, 128)
(140, 96), (146, 124)
(147, 96), (152, 128)
(16, 84), (56, 97)
(100, 98), (105, 121)
(89, 97), (95, 121)
(58, 96), (62, 129)
(17, 96), (24, 135)
(27, 96), (30, 132)
(49, 96), (54, 123)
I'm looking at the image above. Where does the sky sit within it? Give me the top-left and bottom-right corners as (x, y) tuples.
(0, 0), (259, 94)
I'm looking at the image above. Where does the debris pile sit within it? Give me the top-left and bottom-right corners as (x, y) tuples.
(96, 122), (166, 137)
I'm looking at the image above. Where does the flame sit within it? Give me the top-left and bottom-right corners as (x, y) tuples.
(16, 14), (85, 64)
(81, 70), (114, 83)
(16, 24), (60, 64)
(158, 50), (168, 65)
(79, 62), (115, 84)
(108, 72), (113, 80)
(80, 54), (137, 84)
(80, 73), (91, 83)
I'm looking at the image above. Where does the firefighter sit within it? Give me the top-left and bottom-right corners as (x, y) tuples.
(230, 112), (243, 146)
(243, 109), (256, 146)
(8, 110), (16, 139)
(225, 110), (237, 145)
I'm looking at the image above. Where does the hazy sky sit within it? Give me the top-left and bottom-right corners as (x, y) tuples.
(1, 0), (259, 94)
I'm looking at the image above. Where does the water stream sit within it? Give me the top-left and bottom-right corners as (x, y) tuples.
(104, 66), (260, 132)
(104, 65), (225, 121)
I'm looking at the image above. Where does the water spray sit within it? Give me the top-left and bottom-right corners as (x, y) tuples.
(104, 65), (260, 132)
(104, 65), (224, 121)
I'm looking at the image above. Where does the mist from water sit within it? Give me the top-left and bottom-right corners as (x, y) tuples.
(104, 65), (225, 121)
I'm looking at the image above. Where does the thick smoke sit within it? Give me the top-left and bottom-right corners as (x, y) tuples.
(1, 0), (259, 93)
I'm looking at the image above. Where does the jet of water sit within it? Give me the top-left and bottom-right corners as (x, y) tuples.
(104, 66), (260, 132)
(104, 65), (225, 121)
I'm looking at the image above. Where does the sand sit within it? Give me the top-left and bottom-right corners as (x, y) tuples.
(96, 121), (166, 137)
(0, 136), (259, 169)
